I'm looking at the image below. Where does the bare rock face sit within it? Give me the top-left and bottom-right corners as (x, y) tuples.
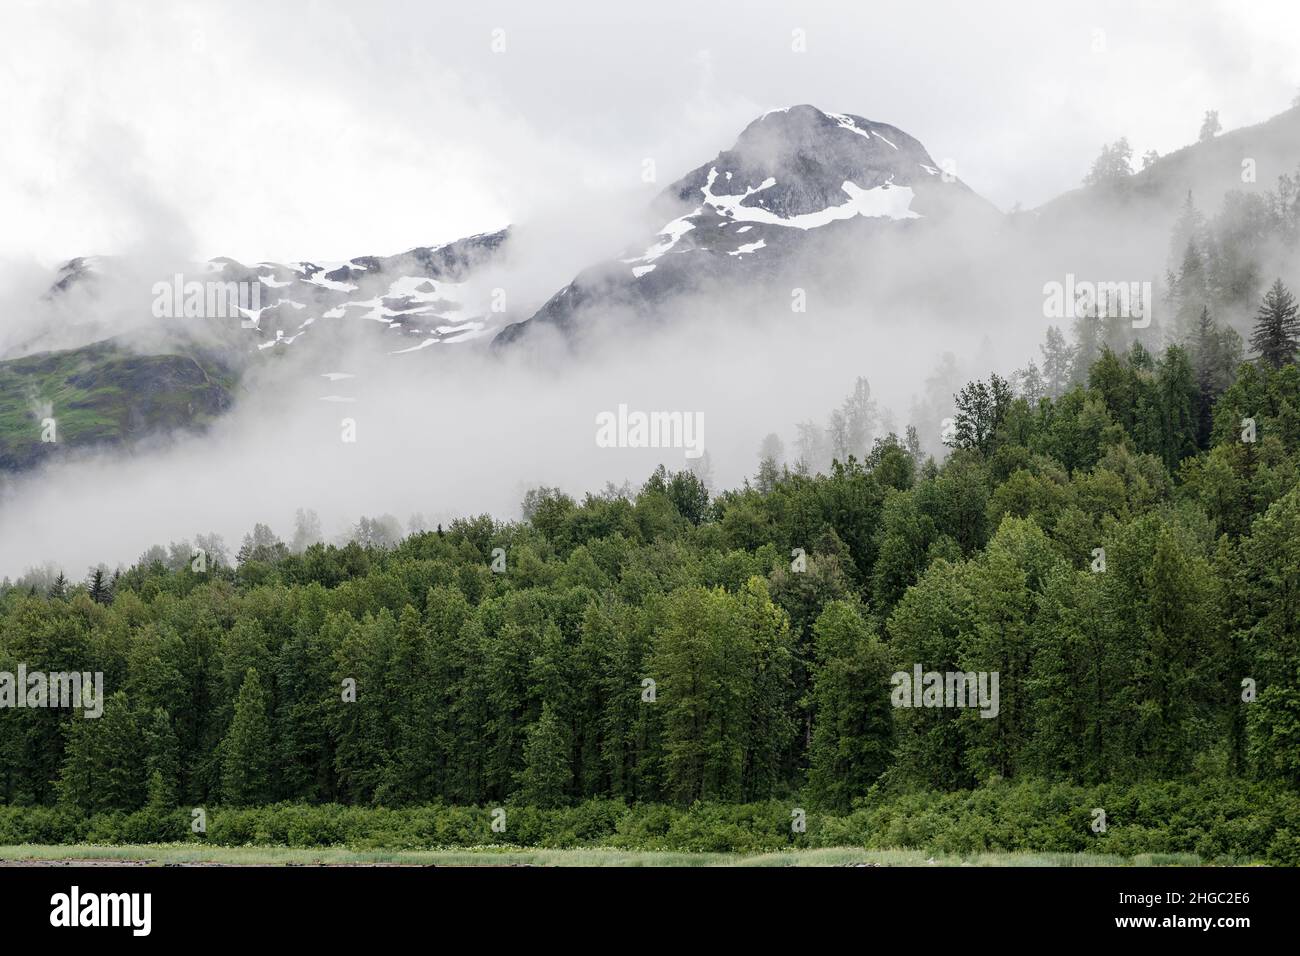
(495, 105), (997, 345)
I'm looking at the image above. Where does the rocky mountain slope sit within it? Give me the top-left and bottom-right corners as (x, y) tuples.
(0, 342), (236, 473)
(495, 105), (996, 344)
(0, 232), (511, 472)
(6, 103), (1295, 473)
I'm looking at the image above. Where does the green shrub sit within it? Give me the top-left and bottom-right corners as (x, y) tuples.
(0, 780), (1293, 861)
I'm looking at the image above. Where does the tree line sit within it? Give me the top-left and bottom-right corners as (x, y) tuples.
(3, 279), (1300, 814)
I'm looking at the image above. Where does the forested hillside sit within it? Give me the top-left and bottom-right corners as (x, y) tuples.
(3, 280), (1300, 858)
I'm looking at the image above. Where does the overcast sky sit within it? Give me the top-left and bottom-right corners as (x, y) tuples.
(3, 0), (1298, 267)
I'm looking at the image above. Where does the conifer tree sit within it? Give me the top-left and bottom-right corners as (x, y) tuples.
(1040, 326), (1074, 398)
(1189, 307), (1241, 445)
(756, 433), (784, 493)
(86, 567), (111, 605)
(143, 707), (180, 809)
(1071, 310), (1102, 384)
(221, 668), (273, 806)
(1154, 346), (1200, 469)
(1169, 240), (1208, 343)
(515, 702), (572, 808)
(1250, 279), (1300, 369)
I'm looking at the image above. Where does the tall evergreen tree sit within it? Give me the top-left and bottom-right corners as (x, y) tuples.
(1040, 326), (1074, 398)
(1188, 307), (1241, 446)
(1169, 239), (1208, 343)
(1154, 346), (1200, 469)
(86, 567), (112, 605)
(1250, 279), (1300, 368)
(221, 668), (273, 806)
(1168, 191), (1206, 273)
(515, 702), (572, 808)
(143, 707), (180, 809)
(1070, 309), (1102, 384)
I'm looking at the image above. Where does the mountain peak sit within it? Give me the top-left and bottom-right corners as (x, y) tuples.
(744, 104), (916, 148)
(495, 107), (996, 346)
(668, 105), (960, 221)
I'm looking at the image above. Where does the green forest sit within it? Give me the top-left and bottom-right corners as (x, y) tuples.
(3, 270), (1300, 861)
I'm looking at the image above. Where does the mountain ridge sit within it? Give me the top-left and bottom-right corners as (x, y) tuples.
(5, 102), (1295, 473)
(495, 104), (997, 345)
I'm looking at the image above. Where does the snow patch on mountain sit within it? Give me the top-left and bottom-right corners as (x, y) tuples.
(699, 167), (920, 228)
(304, 270), (358, 293)
(622, 216), (697, 266)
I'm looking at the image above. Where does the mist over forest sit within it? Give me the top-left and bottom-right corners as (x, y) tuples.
(3, 2), (1300, 892)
